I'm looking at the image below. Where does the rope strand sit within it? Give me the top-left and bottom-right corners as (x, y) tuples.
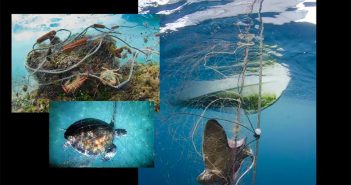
(252, 0), (265, 184)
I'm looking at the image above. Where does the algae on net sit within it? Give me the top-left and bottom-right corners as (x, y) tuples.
(176, 60), (290, 113)
(179, 90), (277, 113)
(13, 62), (160, 113)
(110, 62), (160, 112)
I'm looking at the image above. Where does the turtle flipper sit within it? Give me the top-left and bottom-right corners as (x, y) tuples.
(197, 169), (227, 185)
(115, 128), (127, 136)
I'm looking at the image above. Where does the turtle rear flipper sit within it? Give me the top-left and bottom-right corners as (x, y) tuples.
(102, 144), (117, 161)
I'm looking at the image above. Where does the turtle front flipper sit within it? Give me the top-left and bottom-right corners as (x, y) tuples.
(102, 144), (117, 161)
(115, 128), (127, 136)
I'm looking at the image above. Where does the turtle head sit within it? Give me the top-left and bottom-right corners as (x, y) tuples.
(102, 144), (117, 161)
(115, 128), (127, 136)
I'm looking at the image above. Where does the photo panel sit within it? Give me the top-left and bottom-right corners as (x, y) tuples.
(49, 101), (155, 168)
(138, 1), (316, 185)
(11, 14), (160, 113)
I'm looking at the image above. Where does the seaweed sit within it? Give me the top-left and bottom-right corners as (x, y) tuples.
(180, 90), (277, 113)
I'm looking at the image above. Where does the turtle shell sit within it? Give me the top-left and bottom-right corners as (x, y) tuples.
(64, 118), (115, 157)
(64, 118), (114, 139)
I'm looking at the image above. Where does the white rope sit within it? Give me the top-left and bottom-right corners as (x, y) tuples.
(25, 37), (103, 74)
(235, 154), (255, 185)
(191, 97), (241, 157)
(252, 0), (265, 184)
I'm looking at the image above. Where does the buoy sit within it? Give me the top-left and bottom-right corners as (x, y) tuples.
(36, 30), (56, 43)
(254, 128), (261, 138)
(62, 37), (88, 53)
(93, 24), (106, 29)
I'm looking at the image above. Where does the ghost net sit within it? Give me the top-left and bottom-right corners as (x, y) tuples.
(25, 24), (151, 92)
(12, 23), (160, 112)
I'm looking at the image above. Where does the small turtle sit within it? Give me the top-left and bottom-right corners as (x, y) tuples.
(64, 118), (127, 161)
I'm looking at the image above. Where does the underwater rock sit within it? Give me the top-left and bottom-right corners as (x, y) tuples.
(176, 61), (290, 113)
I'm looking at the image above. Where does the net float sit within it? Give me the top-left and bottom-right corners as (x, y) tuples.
(36, 30), (56, 43)
(62, 37), (88, 53)
(93, 24), (106, 28)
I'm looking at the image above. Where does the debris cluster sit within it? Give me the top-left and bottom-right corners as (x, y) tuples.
(13, 24), (160, 112)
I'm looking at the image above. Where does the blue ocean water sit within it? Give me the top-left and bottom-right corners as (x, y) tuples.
(139, 3), (316, 185)
(11, 14), (160, 98)
(49, 101), (154, 168)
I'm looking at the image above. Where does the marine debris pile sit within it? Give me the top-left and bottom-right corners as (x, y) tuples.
(13, 24), (160, 112)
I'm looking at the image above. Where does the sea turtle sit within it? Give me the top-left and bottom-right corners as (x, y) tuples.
(64, 118), (127, 161)
(197, 119), (251, 185)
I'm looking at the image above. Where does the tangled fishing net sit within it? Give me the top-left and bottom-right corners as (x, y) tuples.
(13, 23), (160, 112)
